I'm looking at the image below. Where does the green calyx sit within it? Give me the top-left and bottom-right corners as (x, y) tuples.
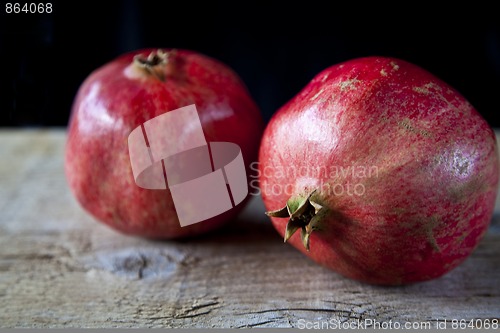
(265, 189), (327, 251)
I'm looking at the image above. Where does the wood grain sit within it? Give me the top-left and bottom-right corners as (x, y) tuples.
(0, 129), (499, 328)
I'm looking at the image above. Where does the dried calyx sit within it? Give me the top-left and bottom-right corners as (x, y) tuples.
(133, 49), (177, 82)
(265, 189), (326, 251)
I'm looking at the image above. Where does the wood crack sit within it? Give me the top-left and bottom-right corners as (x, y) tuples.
(171, 299), (221, 320)
(174, 310), (213, 319)
(236, 319), (280, 328)
(236, 307), (352, 316)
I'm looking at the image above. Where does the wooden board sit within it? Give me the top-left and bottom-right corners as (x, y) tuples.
(0, 129), (499, 328)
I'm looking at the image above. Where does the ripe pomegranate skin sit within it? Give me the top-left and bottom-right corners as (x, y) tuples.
(65, 49), (264, 239)
(259, 57), (499, 285)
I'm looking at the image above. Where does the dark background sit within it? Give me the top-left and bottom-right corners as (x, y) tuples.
(1, 1), (499, 127)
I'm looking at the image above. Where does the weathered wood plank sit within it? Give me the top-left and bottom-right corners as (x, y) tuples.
(0, 129), (499, 328)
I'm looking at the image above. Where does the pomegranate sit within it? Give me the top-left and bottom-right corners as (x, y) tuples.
(66, 49), (264, 238)
(259, 57), (499, 285)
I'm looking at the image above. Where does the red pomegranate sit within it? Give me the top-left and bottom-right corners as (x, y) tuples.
(66, 49), (264, 238)
(259, 57), (499, 285)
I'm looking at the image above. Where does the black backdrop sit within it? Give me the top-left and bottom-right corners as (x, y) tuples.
(1, 1), (499, 127)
